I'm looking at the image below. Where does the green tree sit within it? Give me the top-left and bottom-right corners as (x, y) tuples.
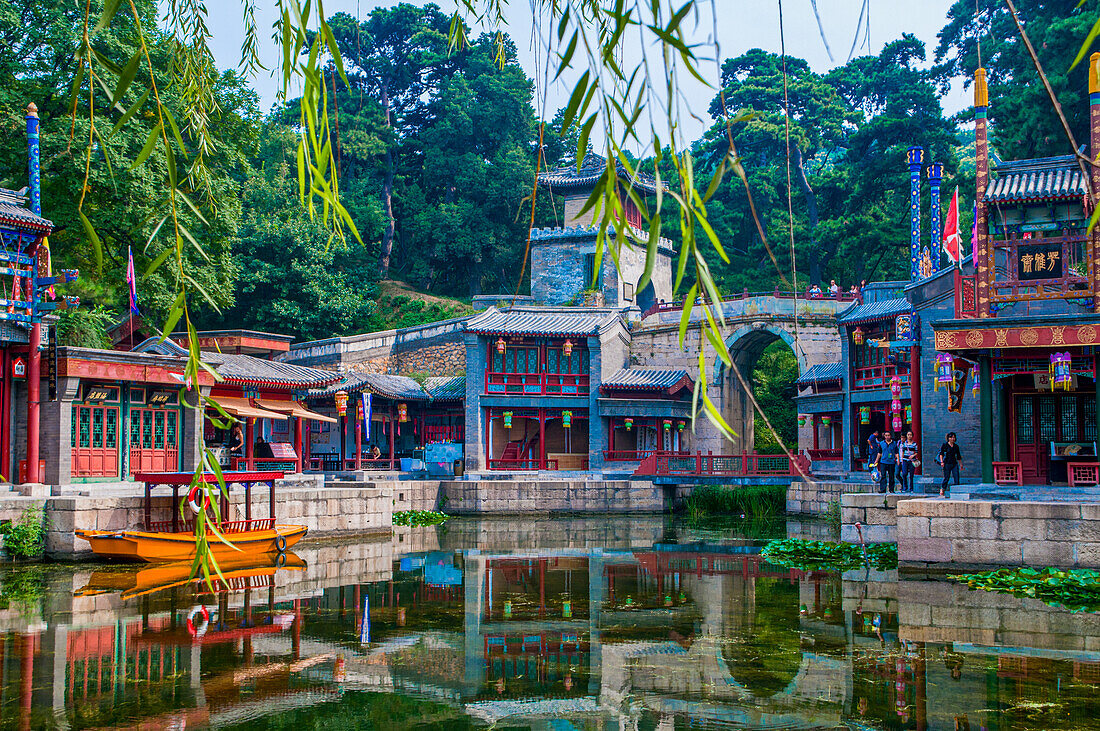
(752, 341), (797, 454)
(935, 0), (1100, 159)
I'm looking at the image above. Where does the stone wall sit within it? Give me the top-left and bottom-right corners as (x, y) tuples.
(786, 480), (865, 516)
(898, 498), (1100, 568)
(439, 479), (665, 514)
(437, 513), (667, 552)
(840, 492), (923, 543)
(282, 317), (468, 376)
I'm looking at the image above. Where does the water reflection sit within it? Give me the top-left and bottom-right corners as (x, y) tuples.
(1, 515), (1100, 729)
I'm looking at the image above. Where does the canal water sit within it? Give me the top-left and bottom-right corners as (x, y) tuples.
(2, 515), (1100, 729)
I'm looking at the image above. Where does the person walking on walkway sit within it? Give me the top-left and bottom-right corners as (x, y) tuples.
(937, 432), (962, 497)
(898, 431), (919, 492)
(872, 431), (898, 493)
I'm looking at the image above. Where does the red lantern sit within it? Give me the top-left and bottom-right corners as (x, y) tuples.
(852, 327), (864, 345)
(496, 337), (506, 354)
(334, 390), (348, 417)
(563, 339), (574, 357)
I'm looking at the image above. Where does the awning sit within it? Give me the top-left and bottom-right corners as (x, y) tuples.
(207, 396), (287, 421)
(256, 398), (338, 424)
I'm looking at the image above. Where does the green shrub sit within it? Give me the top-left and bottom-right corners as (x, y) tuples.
(393, 510), (448, 527)
(683, 484), (786, 519)
(0, 505), (47, 559)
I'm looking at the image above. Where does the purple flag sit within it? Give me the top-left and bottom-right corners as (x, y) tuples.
(127, 246), (140, 316)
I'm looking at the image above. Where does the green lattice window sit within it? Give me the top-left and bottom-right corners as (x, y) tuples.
(91, 408), (103, 448)
(105, 409), (117, 449)
(154, 411), (165, 449)
(166, 412), (177, 448)
(142, 411), (153, 449)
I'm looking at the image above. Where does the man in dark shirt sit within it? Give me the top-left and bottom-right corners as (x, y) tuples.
(937, 432), (962, 497)
(872, 431), (899, 493)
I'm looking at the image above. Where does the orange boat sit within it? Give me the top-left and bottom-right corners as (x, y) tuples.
(76, 471), (308, 562)
(76, 552), (306, 600)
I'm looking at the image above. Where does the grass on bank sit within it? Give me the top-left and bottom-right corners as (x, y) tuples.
(682, 484), (787, 520)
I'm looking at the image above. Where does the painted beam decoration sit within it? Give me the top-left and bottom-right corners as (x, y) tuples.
(934, 323), (1100, 350)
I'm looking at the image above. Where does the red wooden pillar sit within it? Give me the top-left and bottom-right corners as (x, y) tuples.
(293, 417), (303, 473)
(292, 599), (301, 661)
(245, 417), (254, 470)
(25, 324), (40, 483)
(910, 344), (922, 474)
(812, 415), (819, 450)
(1, 349), (10, 481)
(538, 410), (546, 469)
(354, 401), (362, 470)
(18, 632), (35, 731)
(388, 408), (395, 469)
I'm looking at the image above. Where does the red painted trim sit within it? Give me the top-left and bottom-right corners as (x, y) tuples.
(58, 356), (214, 386)
(134, 470), (285, 485)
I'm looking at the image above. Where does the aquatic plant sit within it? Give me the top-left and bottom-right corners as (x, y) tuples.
(949, 567), (1100, 613)
(392, 510), (449, 527)
(761, 538), (897, 572)
(0, 505), (47, 559)
(683, 484), (786, 520)
(0, 565), (47, 610)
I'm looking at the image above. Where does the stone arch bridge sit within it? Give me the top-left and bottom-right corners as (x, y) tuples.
(631, 292), (851, 453)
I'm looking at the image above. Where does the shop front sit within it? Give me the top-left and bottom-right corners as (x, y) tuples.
(487, 407), (589, 471)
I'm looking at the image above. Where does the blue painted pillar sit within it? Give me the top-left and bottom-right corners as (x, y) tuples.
(907, 146), (923, 281)
(927, 161), (943, 274)
(25, 104), (41, 216)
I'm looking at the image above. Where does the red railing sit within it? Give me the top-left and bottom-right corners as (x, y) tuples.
(807, 448), (842, 461)
(488, 458), (559, 471)
(604, 449), (657, 461)
(485, 372), (589, 395)
(146, 517), (274, 534)
(426, 425), (464, 442)
(853, 365), (910, 390)
(633, 451), (810, 477)
(231, 456), (300, 472)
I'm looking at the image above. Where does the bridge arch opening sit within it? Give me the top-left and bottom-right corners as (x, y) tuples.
(716, 325), (800, 454)
(721, 576), (802, 697)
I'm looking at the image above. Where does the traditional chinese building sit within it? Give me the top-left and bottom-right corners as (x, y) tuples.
(532, 153), (674, 312)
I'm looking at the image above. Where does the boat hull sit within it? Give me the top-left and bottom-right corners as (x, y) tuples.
(75, 525), (308, 562)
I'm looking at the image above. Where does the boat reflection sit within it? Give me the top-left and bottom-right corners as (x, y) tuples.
(1, 516), (1100, 729)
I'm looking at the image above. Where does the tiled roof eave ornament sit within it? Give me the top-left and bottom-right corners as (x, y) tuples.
(536, 152), (666, 195)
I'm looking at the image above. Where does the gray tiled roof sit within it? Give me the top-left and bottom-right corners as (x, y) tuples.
(537, 152), (664, 194)
(0, 188), (52, 234)
(837, 297), (911, 325)
(308, 372), (430, 401)
(796, 361), (843, 386)
(602, 368), (690, 390)
(203, 352), (340, 389)
(466, 307), (621, 336)
(986, 155), (1088, 203)
(424, 375), (465, 401)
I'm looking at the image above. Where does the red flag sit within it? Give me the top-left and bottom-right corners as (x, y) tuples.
(942, 188), (960, 263)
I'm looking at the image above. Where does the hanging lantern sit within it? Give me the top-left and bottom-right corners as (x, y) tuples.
(562, 410), (572, 428)
(905, 405), (912, 422)
(852, 327), (865, 345)
(821, 415), (832, 427)
(624, 417), (633, 430)
(859, 406), (870, 424)
(496, 336), (506, 354)
(890, 375), (902, 397)
(663, 419), (672, 431)
(798, 415), (807, 427)
(562, 599), (572, 618)
(503, 600), (512, 619)
(891, 399), (902, 413)
(893, 414), (903, 431)
(934, 353), (954, 391)
(398, 403), (408, 422)
(503, 411), (513, 429)
(677, 420), (686, 432)
(562, 339), (574, 357)
(333, 390), (348, 417)
(1052, 351), (1073, 391)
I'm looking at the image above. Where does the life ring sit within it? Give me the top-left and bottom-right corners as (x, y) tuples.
(273, 533), (287, 552)
(186, 485), (210, 515)
(187, 605), (210, 637)
(275, 551), (287, 568)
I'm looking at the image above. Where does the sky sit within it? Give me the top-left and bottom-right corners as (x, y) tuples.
(202, 0), (971, 142)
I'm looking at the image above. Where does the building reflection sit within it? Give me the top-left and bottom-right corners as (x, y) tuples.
(2, 518), (1100, 729)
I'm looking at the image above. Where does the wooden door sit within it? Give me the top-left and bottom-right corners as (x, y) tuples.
(129, 408), (179, 473)
(1013, 395), (1040, 482)
(71, 405), (119, 478)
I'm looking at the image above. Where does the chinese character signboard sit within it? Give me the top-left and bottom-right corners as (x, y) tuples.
(1018, 243), (1062, 280)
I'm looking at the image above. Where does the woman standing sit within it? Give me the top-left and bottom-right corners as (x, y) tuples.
(898, 431), (919, 492)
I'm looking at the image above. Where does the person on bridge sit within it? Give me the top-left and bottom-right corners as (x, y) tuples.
(829, 279), (840, 296)
(871, 431), (898, 493)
